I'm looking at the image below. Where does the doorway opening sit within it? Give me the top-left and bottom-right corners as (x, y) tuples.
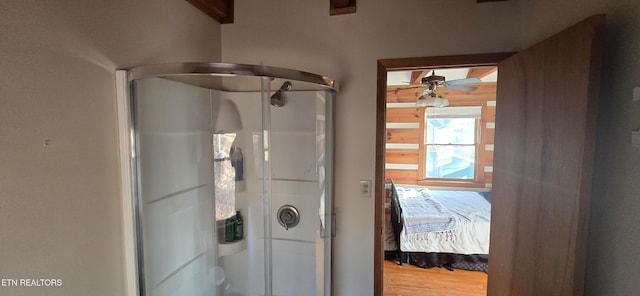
(375, 15), (604, 296)
(374, 53), (512, 296)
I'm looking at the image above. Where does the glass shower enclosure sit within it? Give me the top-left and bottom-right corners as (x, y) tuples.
(116, 63), (336, 296)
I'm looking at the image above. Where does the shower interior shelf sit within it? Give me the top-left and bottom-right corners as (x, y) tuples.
(218, 238), (247, 257)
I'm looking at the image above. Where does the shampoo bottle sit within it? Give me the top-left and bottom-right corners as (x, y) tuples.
(230, 147), (244, 181)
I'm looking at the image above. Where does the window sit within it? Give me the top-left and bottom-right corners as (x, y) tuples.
(422, 106), (482, 181)
(213, 133), (237, 220)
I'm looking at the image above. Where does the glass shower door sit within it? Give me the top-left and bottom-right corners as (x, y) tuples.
(256, 79), (334, 296)
(129, 70), (334, 296)
(133, 77), (217, 296)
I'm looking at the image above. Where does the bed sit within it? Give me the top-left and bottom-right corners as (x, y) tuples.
(384, 180), (491, 272)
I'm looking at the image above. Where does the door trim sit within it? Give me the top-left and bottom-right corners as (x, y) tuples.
(115, 70), (139, 296)
(374, 53), (514, 296)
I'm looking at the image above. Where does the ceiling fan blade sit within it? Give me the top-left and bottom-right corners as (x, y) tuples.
(444, 77), (482, 85)
(441, 85), (478, 92)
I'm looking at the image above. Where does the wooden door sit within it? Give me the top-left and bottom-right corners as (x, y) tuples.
(488, 15), (605, 296)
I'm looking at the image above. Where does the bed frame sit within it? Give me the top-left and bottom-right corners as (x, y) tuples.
(387, 181), (403, 265)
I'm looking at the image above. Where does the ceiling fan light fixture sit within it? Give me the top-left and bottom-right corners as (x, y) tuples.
(416, 95), (448, 107)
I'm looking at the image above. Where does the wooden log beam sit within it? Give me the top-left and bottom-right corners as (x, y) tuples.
(185, 0), (234, 24)
(330, 0), (356, 15)
(467, 66), (497, 79)
(410, 70), (429, 84)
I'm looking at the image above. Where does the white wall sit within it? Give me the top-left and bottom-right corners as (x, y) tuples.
(518, 1), (640, 295)
(0, 1), (221, 295)
(222, 1), (521, 295)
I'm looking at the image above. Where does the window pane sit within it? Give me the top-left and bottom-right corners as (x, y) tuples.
(426, 118), (476, 145)
(426, 145), (475, 179)
(213, 133), (237, 220)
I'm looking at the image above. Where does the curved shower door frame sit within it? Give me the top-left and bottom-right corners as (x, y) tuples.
(129, 62), (337, 91)
(115, 62), (336, 296)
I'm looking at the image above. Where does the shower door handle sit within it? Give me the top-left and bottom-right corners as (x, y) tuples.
(331, 214), (336, 238)
(320, 214), (336, 238)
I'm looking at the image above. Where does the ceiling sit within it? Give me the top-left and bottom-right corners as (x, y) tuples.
(387, 67), (498, 86)
(186, 0), (510, 24)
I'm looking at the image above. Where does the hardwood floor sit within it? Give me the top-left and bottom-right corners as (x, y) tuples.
(383, 260), (487, 296)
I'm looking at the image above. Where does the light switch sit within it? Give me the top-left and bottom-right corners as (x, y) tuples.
(634, 87), (640, 102)
(360, 180), (371, 197)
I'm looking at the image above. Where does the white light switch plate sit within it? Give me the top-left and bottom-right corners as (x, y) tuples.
(633, 131), (640, 148)
(360, 180), (371, 197)
(634, 87), (640, 102)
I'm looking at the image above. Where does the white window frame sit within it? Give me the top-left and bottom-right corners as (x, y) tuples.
(420, 106), (483, 184)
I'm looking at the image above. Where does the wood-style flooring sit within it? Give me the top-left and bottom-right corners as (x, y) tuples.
(383, 260), (487, 296)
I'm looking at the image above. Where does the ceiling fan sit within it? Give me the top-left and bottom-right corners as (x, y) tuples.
(416, 70), (481, 107)
(421, 70), (481, 92)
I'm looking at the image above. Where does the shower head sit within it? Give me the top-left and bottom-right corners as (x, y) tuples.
(270, 81), (292, 107)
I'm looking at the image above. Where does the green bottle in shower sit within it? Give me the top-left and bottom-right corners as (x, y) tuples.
(224, 215), (235, 243)
(234, 210), (243, 241)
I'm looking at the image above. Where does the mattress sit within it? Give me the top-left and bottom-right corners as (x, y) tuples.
(396, 187), (491, 255)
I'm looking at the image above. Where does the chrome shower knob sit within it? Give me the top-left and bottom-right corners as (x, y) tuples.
(277, 205), (300, 230)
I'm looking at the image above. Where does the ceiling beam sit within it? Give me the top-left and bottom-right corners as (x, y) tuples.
(185, 0), (234, 24)
(467, 66), (497, 79)
(409, 70), (429, 84)
(330, 0), (356, 15)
